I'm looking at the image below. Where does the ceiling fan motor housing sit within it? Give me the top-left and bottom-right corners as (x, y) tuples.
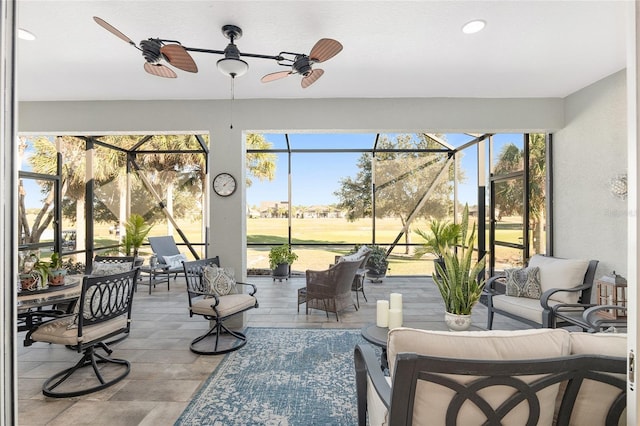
(140, 39), (163, 63)
(293, 56), (312, 77)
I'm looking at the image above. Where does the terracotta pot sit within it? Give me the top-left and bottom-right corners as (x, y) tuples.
(20, 273), (39, 291)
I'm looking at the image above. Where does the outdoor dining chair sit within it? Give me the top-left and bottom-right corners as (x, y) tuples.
(23, 268), (139, 397)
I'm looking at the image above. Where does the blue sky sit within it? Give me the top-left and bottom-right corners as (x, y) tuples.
(246, 133), (523, 207)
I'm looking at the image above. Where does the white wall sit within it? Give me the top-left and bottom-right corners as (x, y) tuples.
(554, 70), (627, 280)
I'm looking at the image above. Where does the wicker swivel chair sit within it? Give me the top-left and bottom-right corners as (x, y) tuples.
(298, 258), (361, 321)
(24, 269), (139, 398)
(182, 257), (258, 355)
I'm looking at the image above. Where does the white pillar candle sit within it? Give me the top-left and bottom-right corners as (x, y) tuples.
(376, 300), (389, 327)
(390, 293), (403, 312)
(388, 308), (403, 329)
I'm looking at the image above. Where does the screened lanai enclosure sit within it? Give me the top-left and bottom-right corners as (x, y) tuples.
(18, 134), (208, 274)
(17, 131), (549, 279)
(246, 132), (550, 276)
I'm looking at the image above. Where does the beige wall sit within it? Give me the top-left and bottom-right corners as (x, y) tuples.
(554, 70), (627, 281)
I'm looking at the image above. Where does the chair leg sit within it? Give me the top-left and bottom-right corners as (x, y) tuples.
(42, 346), (130, 398)
(190, 320), (247, 355)
(487, 308), (494, 330)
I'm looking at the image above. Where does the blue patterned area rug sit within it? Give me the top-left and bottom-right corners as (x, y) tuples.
(175, 327), (371, 426)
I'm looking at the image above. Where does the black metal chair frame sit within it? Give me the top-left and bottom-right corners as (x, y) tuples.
(354, 343), (626, 426)
(483, 258), (599, 329)
(183, 257), (258, 355)
(24, 268), (139, 398)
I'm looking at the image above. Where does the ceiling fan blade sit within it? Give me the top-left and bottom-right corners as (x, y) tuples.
(144, 63), (177, 78)
(301, 69), (324, 88)
(309, 39), (343, 63)
(161, 44), (198, 73)
(261, 70), (292, 83)
(93, 16), (135, 45)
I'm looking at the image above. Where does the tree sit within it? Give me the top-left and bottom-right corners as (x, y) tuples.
(246, 134), (276, 187)
(492, 134), (546, 254)
(335, 133), (458, 253)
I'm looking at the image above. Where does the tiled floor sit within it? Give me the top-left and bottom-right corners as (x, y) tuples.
(17, 275), (528, 425)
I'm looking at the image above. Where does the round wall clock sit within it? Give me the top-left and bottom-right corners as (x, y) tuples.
(212, 172), (237, 197)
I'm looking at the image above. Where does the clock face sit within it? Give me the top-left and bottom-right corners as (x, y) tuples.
(213, 173), (237, 197)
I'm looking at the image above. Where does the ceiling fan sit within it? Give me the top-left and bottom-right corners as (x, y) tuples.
(93, 17), (343, 88)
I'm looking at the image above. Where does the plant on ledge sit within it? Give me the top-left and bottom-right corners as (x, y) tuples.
(122, 214), (153, 259)
(365, 245), (389, 282)
(433, 204), (485, 330)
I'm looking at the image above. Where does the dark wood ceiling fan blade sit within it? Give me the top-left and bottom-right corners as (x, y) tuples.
(161, 44), (198, 73)
(261, 70), (292, 83)
(301, 69), (324, 88)
(144, 63), (177, 78)
(309, 39), (343, 63)
(93, 16), (135, 45)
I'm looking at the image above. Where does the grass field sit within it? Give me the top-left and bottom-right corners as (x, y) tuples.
(25, 214), (530, 276)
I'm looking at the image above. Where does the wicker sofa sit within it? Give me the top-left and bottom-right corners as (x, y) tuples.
(355, 327), (626, 425)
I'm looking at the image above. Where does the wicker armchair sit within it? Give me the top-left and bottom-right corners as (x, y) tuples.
(298, 258), (361, 321)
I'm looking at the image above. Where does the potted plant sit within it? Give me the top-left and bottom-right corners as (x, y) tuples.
(31, 258), (51, 290)
(122, 214), (153, 260)
(414, 219), (461, 277)
(269, 244), (298, 279)
(365, 245), (389, 283)
(48, 252), (67, 286)
(432, 204), (486, 331)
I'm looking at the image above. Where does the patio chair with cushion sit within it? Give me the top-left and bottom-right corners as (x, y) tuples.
(23, 268), (139, 398)
(482, 254), (598, 329)
(148, 236), (188, 280)
(334, 245), (372, 309)
(182, 257), (258, 355)
(91, 255), (136, 275)
(297, 258), (362, 321)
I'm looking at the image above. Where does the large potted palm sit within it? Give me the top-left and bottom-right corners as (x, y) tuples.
(414, 219), (461, 277)
(432, 205), (486, 331)
(122, 214), (153, 262)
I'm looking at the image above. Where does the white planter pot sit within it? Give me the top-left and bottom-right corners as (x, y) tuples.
(444, 312), (472, 331)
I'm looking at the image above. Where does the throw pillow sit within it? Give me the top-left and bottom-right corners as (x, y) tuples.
(163, 253), (187, 269)
(504, 266), (542, 299)
(91, 261), (132, 276)
(203, 266), (236, 296)
(339, 253), (362, 262)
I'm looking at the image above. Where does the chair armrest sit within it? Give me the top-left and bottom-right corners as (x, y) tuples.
(583, 305), (627, 332)
(235, 281), (257, 296)
(483, 274), (506, 295)
(354, 343), (391, 426)
(540, 283), (591, 310)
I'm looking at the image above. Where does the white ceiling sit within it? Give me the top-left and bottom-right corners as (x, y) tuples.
(16, 1), (628, 102)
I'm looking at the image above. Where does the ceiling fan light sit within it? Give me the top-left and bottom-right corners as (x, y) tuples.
(462, 20), (486, 34)
(217, 57), (249, 78)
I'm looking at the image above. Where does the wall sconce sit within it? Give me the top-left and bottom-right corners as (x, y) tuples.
(609, 173), (627, 200)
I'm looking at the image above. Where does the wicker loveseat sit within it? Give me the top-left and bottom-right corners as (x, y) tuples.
(355, 327), (626, 425)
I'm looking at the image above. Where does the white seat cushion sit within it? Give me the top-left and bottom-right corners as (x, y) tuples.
(191, 294), (257, 318)
(492, 294), (561, 324)
(30, 315), (128, 346)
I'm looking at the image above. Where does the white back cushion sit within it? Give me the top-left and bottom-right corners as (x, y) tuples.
(527, 255), (590, 304)
(568, 333), (627, 426)
(387, 328), (571, 426)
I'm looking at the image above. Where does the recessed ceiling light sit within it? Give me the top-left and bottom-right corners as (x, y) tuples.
(462, 20), (486, 35)
(18, 28), (37, 41)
